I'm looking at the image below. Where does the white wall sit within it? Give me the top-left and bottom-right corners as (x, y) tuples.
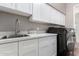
(65, 3), (76, 28)
(75, 14), (79, 42)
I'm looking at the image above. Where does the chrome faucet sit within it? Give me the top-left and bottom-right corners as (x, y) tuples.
(15, 18), (20, 35)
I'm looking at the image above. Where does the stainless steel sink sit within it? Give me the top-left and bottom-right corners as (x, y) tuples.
(1, 34), (29, 39)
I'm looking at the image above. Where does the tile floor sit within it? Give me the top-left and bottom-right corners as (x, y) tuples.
(74, 43), (79, 56)
(74, 48), (79, 56)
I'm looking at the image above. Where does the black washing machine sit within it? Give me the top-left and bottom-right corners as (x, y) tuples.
(46, 27), (68, 56)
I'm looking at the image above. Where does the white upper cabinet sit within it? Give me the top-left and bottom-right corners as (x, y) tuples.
(40, 4), (51, 23)
(0, 3), (15, 9)
(0, 3), (32, 17)
(32, 4), (49, 23)
(15, 3), (32, 15)
(32, 3), (65, 25)
(50, 6), (65, 25)
(32, 4), (40, 22)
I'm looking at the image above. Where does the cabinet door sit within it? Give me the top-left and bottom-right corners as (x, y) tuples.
(32, 4), (41, 22)
(32, 4), (50, 23)
(48, 4), (65, 25)
(32, 3), (65, 25)
(0, 42), (18, 56)
(39, 36), (57, 56)
(16, 3), (32, 14)
(58, 13), (65, 25)
(40, 4), (51, 23)
(19, 39), (38, 56)
(0, 3), (15, 9)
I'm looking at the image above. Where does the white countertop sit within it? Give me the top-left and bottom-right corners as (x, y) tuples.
(0, 33), (57, 44)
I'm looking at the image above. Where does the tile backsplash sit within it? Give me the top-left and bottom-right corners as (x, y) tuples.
(0, 12), (49, 32)
(0, 11), (65, 36)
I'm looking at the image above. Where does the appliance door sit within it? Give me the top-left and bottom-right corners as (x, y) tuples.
(57, 33), (67, 56)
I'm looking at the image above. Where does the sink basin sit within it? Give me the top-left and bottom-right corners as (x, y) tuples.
(8, 34), (29, 38)
(1, 34), (29, 39)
